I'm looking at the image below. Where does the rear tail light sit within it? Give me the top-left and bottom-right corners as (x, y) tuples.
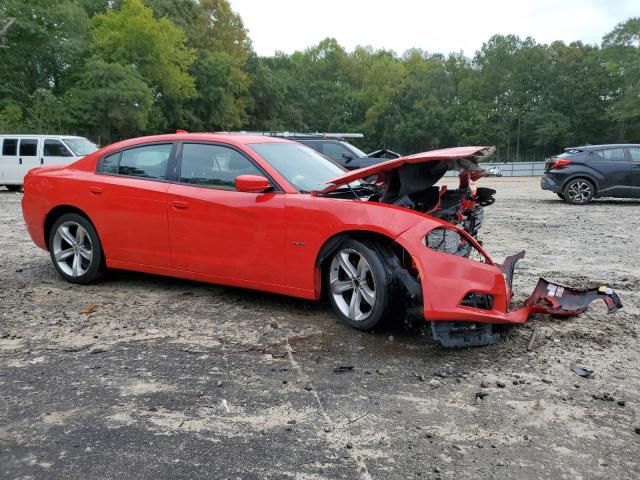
(548, 158), (572, 171)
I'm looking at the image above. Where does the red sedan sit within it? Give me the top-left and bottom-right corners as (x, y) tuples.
(21, 133), (621, 347)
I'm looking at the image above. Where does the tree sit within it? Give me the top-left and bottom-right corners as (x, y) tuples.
(603, 17), (640, 48)
(67, 59), (153, 143)
(91, 0), (195, 100)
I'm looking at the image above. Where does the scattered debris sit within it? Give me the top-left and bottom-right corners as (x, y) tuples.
(80, 304), (98, 315)
(527, 326), (538, 351)
(475, 392), (489, 401)
(541, 378), (553, 384)
(570, 363), (594, 378)
(221, 399), (230, 412)
(428, 379), (441, 388)
(333, 365), (354, 374)
(496, 381), (506, 388)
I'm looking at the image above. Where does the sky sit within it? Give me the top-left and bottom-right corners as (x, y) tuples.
(228, 0), (638, 57)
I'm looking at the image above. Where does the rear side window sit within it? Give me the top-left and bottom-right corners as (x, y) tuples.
(594, 148), (626, 161)
(2, 138), (17, 156)
(118, 144), (172, 179)
(628, 148), (640, 161)
(44, 139), (73, 157)
(19, 139), (38, 156)
(100, 152), (120, 174)
(179, 143), (261, 190)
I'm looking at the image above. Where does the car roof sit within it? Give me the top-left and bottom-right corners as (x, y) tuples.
(102, 132), (292, 152)
(567, 144), (640, 151)
(0, 134), (88, 139)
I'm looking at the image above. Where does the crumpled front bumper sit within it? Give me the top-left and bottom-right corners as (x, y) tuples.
(395, 223), (622, 326)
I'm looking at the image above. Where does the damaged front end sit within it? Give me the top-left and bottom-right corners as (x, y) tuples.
(397, 223), (623, 348)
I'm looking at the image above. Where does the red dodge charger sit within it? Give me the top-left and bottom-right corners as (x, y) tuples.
(21, 133), (621, 347)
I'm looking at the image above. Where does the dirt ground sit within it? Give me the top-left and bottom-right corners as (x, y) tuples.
(1, 177), (639, 480)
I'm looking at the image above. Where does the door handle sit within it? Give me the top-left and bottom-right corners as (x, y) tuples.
(172, 200), (189, 210)
(18, 158), (22, 165)
(40, 157), (44, 165)
(89, 186), (103, 195)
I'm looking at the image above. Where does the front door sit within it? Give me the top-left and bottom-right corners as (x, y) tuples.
(43, 138), (76, 166)
(17, 138), (40, 181)
(167, 142), (285, 286)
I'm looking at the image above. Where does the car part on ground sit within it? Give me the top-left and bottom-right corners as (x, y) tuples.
(21, 134), (623, 349)
(541, 143), (640, 204)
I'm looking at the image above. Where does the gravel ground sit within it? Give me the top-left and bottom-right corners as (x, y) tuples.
(1, 178), (639, 480)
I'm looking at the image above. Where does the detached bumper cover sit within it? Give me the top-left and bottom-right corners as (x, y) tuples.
(395, 224), (622, 326)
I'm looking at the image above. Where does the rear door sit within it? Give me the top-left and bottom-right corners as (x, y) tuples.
(628, 147), (640, 196)
(588, 147), (632, 196)
(167, 142), (286, 285)
(0, 138), (19, 184)
(17, 138), (40, 181)
(88, 142), (175, 267)
(43, 138), (76, 166)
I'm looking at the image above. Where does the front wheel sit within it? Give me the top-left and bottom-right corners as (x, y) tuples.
(563, 179), (595, 205)
(326, 239), (395, 331)
(49, 213), (105, 284)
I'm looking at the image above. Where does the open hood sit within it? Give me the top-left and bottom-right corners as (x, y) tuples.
(319, 146), (495, 194)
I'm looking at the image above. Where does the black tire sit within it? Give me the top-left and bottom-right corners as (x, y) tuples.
(48, 213), (105, 284)
(556, 193), (565, 200)
(326, 239), (397, 331)
(563, 178), (595, 205)
(5, 185), (22, 192)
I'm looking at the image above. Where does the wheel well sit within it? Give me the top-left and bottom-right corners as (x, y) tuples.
(562, 176), (597, 194)
(315, 230), (421, 301)
(44, 205), (93, 250)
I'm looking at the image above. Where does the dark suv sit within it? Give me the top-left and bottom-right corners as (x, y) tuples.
(541, 144), (640, 204)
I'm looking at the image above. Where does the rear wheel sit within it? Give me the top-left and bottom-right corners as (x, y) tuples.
(49, 213), (104, 284)
(5, 185), (22, 192)
(326, 239), (395, 331)
(563, 179), (594, 205)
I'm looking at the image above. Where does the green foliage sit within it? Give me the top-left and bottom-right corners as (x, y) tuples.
(0, 2), (638, 155)
(67, 58), (153, 143)
(0, 104), (23, 132)
(91, 0), (195, 100)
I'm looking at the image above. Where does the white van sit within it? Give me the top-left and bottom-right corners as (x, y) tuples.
(0, 135), (98, 190)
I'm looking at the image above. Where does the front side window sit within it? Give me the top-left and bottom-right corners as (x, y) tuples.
(118, 144), (172, 179)
(250, 142), (347, 192)
(44, 139), (73, 157)
(596, 148), (626, 161)
(322, 142), (353, 161)
(2, 138), (17, 156)
(179, 143), (262, 190)
(19, 139), (38, 156)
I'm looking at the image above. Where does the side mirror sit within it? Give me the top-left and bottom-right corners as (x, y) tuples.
(342, 152), (354, 163)
(235, 174), (272, 193)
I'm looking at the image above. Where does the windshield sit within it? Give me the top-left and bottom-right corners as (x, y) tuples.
(63, 138), (99, 156)
(343, 141), (367, 158)
(249, 142), (349, 192)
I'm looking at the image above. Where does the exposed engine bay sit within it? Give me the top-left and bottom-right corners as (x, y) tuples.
(321, 153), (496, 240)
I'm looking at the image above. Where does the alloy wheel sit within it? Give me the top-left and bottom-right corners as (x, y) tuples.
(567, 181), (592, 203)
(52, 221), (93, 277)
(329, 248), (377, 322)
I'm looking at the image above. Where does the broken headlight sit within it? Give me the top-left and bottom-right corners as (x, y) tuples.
(425, 227), (461, 254)
(424, 227), (487, 262)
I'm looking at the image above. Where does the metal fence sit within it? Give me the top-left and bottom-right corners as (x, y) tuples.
(445, 161), (546, 177)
